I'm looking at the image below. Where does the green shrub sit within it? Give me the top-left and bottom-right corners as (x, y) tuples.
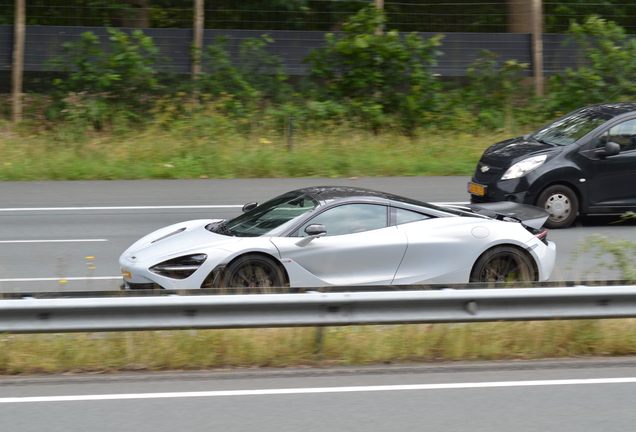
(29, 11), (636, 139)
(305, 6), (443, 134)
(47, 28), (160, 129)
(194, 37), (256, 100)
(462, 49), (530, 130)
(549, 15), (636, 112)
(193, 35), (289, 101)
(237, 35), (290, 101)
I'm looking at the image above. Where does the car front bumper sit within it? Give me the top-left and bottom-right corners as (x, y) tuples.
(468, 175), (542, 206)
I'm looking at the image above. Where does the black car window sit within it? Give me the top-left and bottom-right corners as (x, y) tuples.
(596, 119), (636, 152)
(532, 111), (610, 146)
(297, 204), (388, 237)
(394, 207), (430, 225)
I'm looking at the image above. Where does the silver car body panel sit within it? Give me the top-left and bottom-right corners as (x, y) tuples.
(271, 225), (408, 285)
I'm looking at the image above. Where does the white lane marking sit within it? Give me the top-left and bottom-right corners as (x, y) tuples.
(2, 377), (636, 404)
(0, 277), (121, 282)
(0, 239), (108, 244)
(0, 205), (243, 212)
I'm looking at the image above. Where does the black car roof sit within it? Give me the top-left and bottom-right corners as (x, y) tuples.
(583, 102), (636, 118)
(295, 186), (390, 202)
(292, 186), (457, 214)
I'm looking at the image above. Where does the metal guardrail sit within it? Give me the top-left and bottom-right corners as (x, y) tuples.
(2, 285), (636, 334)
(4, 280), (635, 299)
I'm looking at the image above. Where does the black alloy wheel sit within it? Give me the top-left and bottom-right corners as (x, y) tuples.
(222, 255), (285, 288)
(536, 185), (579, 229)
(469, 246), (536, 283)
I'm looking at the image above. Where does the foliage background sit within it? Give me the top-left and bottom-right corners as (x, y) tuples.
(2, 0), (636, 33)
(2, 6), (636, 180)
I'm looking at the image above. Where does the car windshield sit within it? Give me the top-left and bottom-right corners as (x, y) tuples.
(531, 109), (612, 146)
(220, 192), (319, 237)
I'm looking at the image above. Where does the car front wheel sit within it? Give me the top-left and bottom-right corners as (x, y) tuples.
(469, 246), (536, 283)
(536, 185), (579, 229)
(221, 255), (285, 288)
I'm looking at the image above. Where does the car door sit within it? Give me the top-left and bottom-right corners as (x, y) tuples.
(270, 203), (408, 285)
(585, 118), (636, 207)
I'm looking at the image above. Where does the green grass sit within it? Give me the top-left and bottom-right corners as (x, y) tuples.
(0, 121), (524, 181)
(2, 320), (636, 375)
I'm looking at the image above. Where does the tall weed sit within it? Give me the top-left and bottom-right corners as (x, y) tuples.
(2, 320), (636, 374)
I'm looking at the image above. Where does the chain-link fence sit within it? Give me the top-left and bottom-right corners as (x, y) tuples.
(1, 1), (635, 33)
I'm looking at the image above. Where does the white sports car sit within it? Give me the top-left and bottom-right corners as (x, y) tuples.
(119, 186), (556, 290)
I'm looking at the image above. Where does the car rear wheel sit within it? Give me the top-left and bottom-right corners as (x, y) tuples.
(221, 255), (285, 288)
(537, 185), (578, 229)
(469, 246), (536, 283)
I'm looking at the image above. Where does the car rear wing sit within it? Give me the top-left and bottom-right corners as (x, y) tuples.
(446, 202), (549, 230)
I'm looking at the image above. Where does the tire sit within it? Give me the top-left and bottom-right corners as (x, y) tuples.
(469, 246), (536, 283)
(536, 185), (579, 229)
(221, 255), (285, 288)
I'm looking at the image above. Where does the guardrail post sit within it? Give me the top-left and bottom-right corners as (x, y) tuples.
(314, 327), (324, 359)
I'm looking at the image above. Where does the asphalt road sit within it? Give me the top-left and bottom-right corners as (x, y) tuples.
(2, 177), (636, 292)
(1, 358), (636, 431)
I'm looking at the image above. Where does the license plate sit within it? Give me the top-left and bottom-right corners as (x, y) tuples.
(468, 182), (486, 196)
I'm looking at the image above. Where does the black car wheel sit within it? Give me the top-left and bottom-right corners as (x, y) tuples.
(222, 255), (285, 288)
(537, 185), (579, 229)
(469, 246), (536, 283)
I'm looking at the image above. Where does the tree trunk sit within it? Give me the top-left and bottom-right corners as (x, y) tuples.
(508, 0), (536, 33)
(508, 0), (544, 96)
(117, 0), (151, 28)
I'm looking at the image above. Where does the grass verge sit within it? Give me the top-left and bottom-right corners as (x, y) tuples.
(0, 124), (519, 181)
(3, 320), (636, 375)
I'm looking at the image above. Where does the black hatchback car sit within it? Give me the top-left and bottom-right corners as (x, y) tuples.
(469, 102), (636, 228)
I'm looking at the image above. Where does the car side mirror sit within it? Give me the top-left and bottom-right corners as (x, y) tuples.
(304, 224), (327, 236)
(295, 224), (327, 247)
(242, 202), (258, 213)
(595, 141), (620, 158)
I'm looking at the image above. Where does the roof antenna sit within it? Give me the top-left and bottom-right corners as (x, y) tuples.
(603, 76), (636, 103)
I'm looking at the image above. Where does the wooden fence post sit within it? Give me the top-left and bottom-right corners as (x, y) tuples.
(531, 0), (544, 97)
(12, 0), (25, 124)
(375, 0), (383, 35)
(192, 0), (204, 77)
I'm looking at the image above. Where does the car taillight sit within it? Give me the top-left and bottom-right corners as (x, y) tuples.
(525, 226), (549, 245)
(534, 228), (548, 245)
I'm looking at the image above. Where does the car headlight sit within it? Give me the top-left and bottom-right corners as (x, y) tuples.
(149, 254), (207, 279)
(501, 155), (547, 180)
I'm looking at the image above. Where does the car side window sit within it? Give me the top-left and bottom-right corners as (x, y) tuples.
(394, 208), (430, 225)
(596, 119), (636, 152)
(297, 204), (388, 237)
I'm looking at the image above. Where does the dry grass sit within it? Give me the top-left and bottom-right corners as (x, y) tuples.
(2, 320), (636, 375)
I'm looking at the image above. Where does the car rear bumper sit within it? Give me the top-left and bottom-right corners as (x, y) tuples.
(535, 240), (556, 282)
